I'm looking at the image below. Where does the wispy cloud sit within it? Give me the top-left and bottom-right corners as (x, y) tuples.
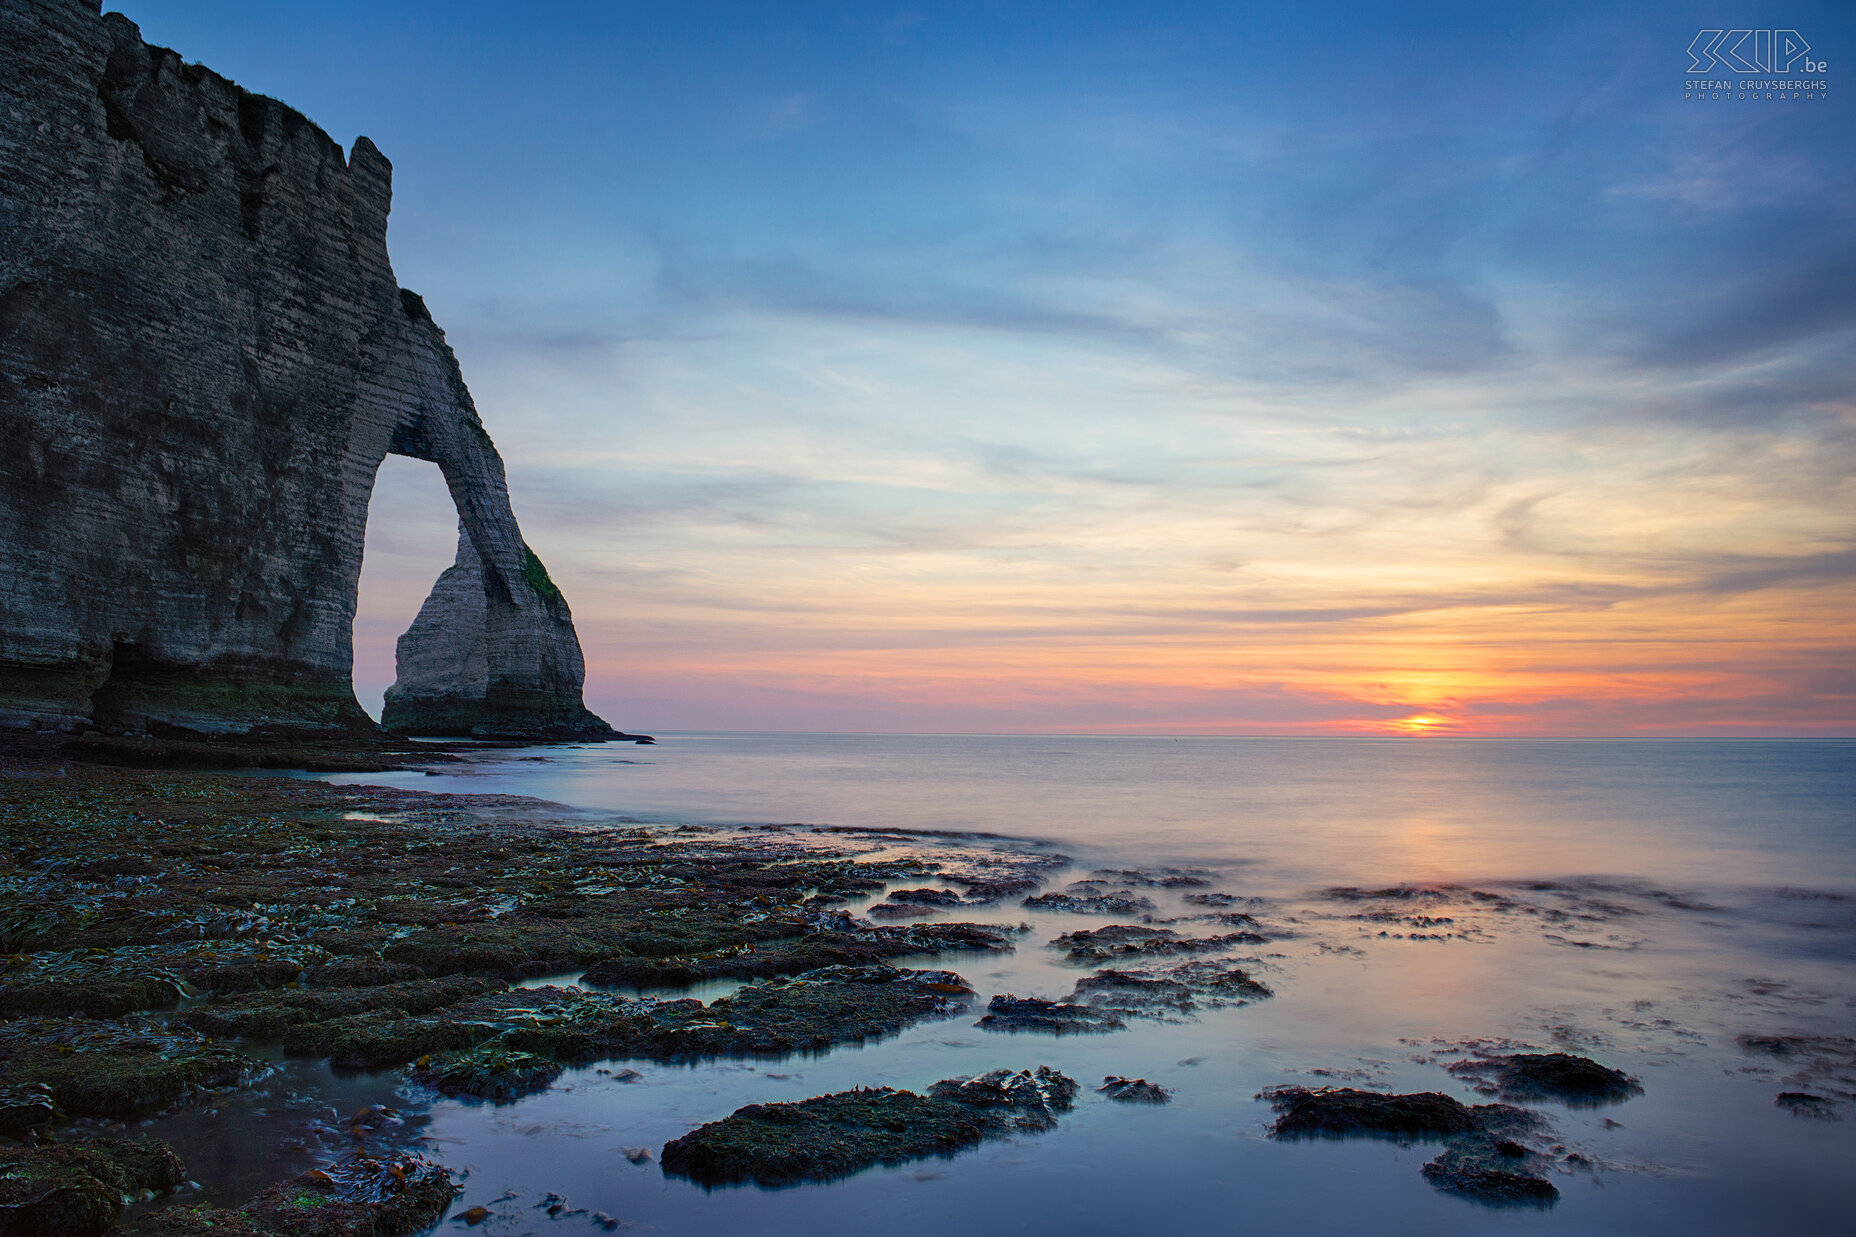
(266, 0), (1856, 735)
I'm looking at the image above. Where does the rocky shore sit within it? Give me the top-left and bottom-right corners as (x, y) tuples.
(1, 740), (1726, 1232)
(0, 745), (1060, 1233)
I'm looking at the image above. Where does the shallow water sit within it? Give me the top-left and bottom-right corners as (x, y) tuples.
(329, 734), (1856, 891)
(183, 736), (1856, 1234)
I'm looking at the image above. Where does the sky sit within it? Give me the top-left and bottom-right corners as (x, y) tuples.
(121, 0), (1856, 736)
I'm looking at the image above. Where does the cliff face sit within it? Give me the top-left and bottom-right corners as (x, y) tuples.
(0, 0), (614, 739)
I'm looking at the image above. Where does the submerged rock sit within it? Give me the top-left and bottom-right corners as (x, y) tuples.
(659, 1067), (1078, 1186)
(1775, 1092), (1841, 1120)
(1445, 1052), (1642, 1105)
(977, 994), (1126, 1035)
(1420, 1141), (1559, 1206)
(0, 1139), (184, 1237)
(1099, 1076), (1171, 1103)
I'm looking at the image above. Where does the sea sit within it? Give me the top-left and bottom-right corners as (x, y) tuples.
(155, 735), (1856, 1235)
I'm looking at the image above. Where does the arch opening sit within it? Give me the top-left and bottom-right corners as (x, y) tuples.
(351, 455), (460, 721)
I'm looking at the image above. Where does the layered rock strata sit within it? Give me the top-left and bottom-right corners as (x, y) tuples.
(0, 0), (615, 739)
(381, 527), (614, 738)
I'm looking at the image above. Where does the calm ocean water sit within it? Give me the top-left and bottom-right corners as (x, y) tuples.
(328, 733), (1856, 892)
(170, 735), (1854, 1235)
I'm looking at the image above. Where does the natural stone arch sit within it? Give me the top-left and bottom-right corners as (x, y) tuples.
(363, 293), (612, 739)
(0, 1), (613, 740)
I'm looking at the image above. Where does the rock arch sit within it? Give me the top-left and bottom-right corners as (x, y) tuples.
(0, 0), (615, 740)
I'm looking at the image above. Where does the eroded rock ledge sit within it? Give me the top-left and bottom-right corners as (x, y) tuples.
(0, 0), (622, 741)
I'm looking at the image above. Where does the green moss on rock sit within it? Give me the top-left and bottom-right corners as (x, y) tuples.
(660, 1066), (1078, 1187)
(519, 545), (565, 608)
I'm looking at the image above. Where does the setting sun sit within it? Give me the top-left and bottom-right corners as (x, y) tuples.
(1389, 714), (1457, 735)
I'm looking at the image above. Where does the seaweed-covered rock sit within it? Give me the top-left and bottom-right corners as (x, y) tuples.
(186, 956), (313, 995)
(1261, 1084), (1556, 1208)
(1167, 962), (1273, 1001)
(0, 1018), (265, 1119)
(1090, 869), (1213, 888)
(184, 976), (500, 1040)
(1053, 925), (1261, 963)
(118, 1153), (458, 1237)
(0, 1082), (60, 1138)
(1260, 1086), (1507, 1139)
(0, 1138), (184, 1237)
(1051, 925), (1171, 952)
(0, 975), (186, 1021)
(301, 960), (426, 989)
(1420, 1141), (1559, 1206)
(1098, 1076), (1170, 1103)
(282, 1010), (497, 1072)
(976, 994), (1125, 1035)
(490, 968), (971, 1065)
(378, 922), (592, 978)
(472, 987), (658, 1065)
(948, 875), (1044, 903)
(1445, 1053), (1641, 1105)
(884, 888), (965, 907)
(1023, 892), (1157, 915)
(580, 921), (1015, 989)
(1064, 962), (1272, 1018)
(408, 1044), (562, 1102)
(660, 1088), (993, 1188)
(652, 966), (970, 1058)
(1069, 971), (1196, 1013)
(926, 1066), (1079, 1130)
(660, 1067), (1077, 1186)
(0, 757), (1060, 1150)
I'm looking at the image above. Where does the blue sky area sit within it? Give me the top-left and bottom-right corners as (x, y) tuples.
(117, 1), (1856, 734)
